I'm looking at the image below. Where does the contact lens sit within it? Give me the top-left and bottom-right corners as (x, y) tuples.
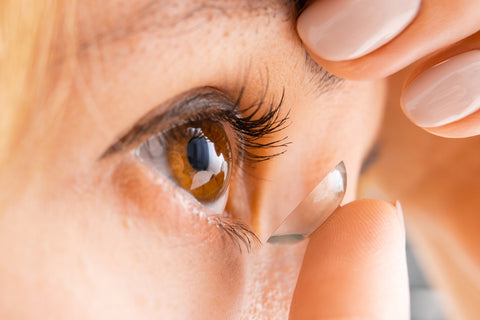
(267, 161), (347, 244)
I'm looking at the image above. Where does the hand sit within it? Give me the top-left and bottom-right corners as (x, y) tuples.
(296, 0), (480, 138)
(290, 200), (408, 319)
(295, 1), (480, 317)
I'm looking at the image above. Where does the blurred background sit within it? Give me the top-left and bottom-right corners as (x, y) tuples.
(407, 237), (445, 320)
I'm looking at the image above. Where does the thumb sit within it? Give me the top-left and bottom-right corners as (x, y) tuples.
(289, 199), (409, 320)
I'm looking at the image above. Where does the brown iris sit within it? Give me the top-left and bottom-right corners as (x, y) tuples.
(164, 120), (232, 202)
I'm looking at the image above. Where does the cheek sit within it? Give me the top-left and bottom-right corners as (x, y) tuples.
(0, 163), (248, 319)
(102, 159), (248, 318)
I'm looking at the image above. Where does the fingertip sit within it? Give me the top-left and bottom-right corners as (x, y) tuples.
(329, 199), (405, 258)
(290, 199), (409, 320)
(400, 50), (480, 138)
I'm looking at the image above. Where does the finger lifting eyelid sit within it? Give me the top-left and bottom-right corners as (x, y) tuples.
(267, 161), (347, 244)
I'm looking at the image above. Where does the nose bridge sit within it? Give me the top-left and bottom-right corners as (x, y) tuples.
(249, 144), (341, 243)
(240, 239), (308, 319)
(250, 158), (312, 241)
(239, 162), (346, 319)
(239, 156), (313, 318)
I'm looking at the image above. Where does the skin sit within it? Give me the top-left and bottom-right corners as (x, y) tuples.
(0, 1), (406, 319)
(7, 0), (478, 318)
(2, 0), (477, 319)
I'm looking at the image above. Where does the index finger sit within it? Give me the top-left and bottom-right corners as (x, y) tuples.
(289, 199), (409, 319)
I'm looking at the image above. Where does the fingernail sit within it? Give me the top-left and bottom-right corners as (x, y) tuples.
(297, 0), (421, 61)
(402, 50), (480, 128)
(395, 200), (406, 241)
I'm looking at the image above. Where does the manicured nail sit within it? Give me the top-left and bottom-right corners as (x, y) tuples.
(297, 0), (421, 61)
(402, 50), (480, 128)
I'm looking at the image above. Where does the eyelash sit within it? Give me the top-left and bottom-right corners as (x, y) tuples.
(225, 88), (290, 163)
(166, 88), (289, 251)
(171, 88), (290, 165)
(210, 216), (260, 253)
(107, 86), (290, 252)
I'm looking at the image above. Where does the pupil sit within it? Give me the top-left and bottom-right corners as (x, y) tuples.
(187, 137), (210, 171)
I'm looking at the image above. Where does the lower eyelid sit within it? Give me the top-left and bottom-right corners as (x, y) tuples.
(110, 157), (248, 249)
(102, 87), (287, 250)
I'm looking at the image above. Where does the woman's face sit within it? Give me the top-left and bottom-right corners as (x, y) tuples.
(0, 1), (386, 319)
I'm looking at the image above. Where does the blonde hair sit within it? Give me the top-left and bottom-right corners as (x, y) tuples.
(0, 0), (76, 172)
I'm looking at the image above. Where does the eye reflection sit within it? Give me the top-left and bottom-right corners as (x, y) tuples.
(137, 119), (232, 203)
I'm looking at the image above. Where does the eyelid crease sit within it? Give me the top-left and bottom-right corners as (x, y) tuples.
(100, 87), (238, 158)
(103, 86), (289, 253)
(101, 86), (290, 164)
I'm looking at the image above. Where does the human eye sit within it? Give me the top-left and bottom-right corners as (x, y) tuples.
(138, 118), (231, 206)
(136, 100), (235, 214)
(102, 87), (288, 249)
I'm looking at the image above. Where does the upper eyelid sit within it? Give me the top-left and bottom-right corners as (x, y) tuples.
(100, 87), (238, 159)
(101, 87), (288, 251)
(105, 88), (261, 250)
(101, 84), (290, 167)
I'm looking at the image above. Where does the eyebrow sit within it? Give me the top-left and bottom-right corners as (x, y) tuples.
(140, 0), (343, 92)
(89, 1), (298, 46)
(80, 0), (342, 96)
